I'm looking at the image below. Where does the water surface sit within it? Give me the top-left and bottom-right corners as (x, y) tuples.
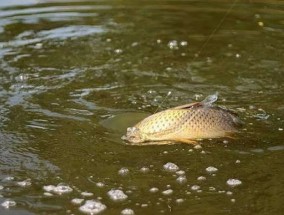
(0, 0), (283, 214)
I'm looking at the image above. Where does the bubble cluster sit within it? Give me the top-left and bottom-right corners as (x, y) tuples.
(107, 189), (128, 201)
(226, 179), (242, 187)
(118, 167), (130, 176)
(163, 162), (179, 172)
(43, 184), (73, 195)
(79, 200), (107, 214)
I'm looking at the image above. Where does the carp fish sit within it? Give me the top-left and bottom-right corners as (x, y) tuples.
(122, 93), (243, 144)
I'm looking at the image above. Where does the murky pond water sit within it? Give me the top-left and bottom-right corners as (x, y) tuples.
(0, 0), (283, 214)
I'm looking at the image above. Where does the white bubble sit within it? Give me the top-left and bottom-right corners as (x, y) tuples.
(43, 192), (53, 197)
(149, 187), (159, 193)
(121, 208), (135, 215)
(107, 189), (128, 201)
(194, 145), (202, 149)
(176, 198), (184, 204)
(235, 160), (241, 164)
(231, 198), (236, 203)
(167, 40), (179, 49)
(180, 41), (188, 46)
(54, 185), (73, 195)
(0, 185), (4, 190)
(176, 170), (185, 175)
(16, 179), (32, 187)
(81, 192), (94, 197)
(71, 198), (84, 205)
(140, 167), (150, 173)
(209, 187), (216, 191)
(226, 191), (233, 195)
(35, 43), (43, 49)
(278, 128), (283, 131)
(131, 42), (138, 47)
(226, 179), (242, 187)
(118, 167), (129, 176)
(79, 200), (107, 214)
(96, 182), (105, 188)
(191, 185), (200, 191)
(197, 176), (206, 181)
(141, 204), (148, 208)
(114, 49), (123, 54)
(176, 176), (187, 184)
(162, 189), (173, 196)
(206, 166), (218, 173)
(163, 162), (179, 172)
(1, 200), (16, 208)
(3, 176), (14, 181)
(43, 185), (55, 192)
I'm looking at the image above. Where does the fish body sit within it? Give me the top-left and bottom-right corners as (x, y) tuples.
(122, 94), (242, 144)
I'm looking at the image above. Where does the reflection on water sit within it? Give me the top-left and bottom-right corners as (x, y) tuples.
(0, 0), (283, 214)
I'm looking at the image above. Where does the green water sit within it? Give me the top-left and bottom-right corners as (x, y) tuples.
(0, 0), (283, 214)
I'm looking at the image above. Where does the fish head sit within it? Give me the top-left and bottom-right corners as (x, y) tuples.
(122, 126), (146, 143)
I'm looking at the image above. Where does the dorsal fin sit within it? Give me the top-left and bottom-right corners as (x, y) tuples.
(171, 102), (202, 110)
(200, 92), (218, 106)
(170, 93), (218, 110)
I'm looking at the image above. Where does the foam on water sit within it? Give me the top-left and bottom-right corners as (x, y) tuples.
(79, 200), (107, 214)
(107, 189), (128, 201)
(163, 162), (179, 172)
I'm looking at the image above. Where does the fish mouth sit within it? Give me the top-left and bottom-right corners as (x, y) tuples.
(121, 134), (143, 144)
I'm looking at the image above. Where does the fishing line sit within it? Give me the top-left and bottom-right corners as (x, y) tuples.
(154, 0), (238, 113)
